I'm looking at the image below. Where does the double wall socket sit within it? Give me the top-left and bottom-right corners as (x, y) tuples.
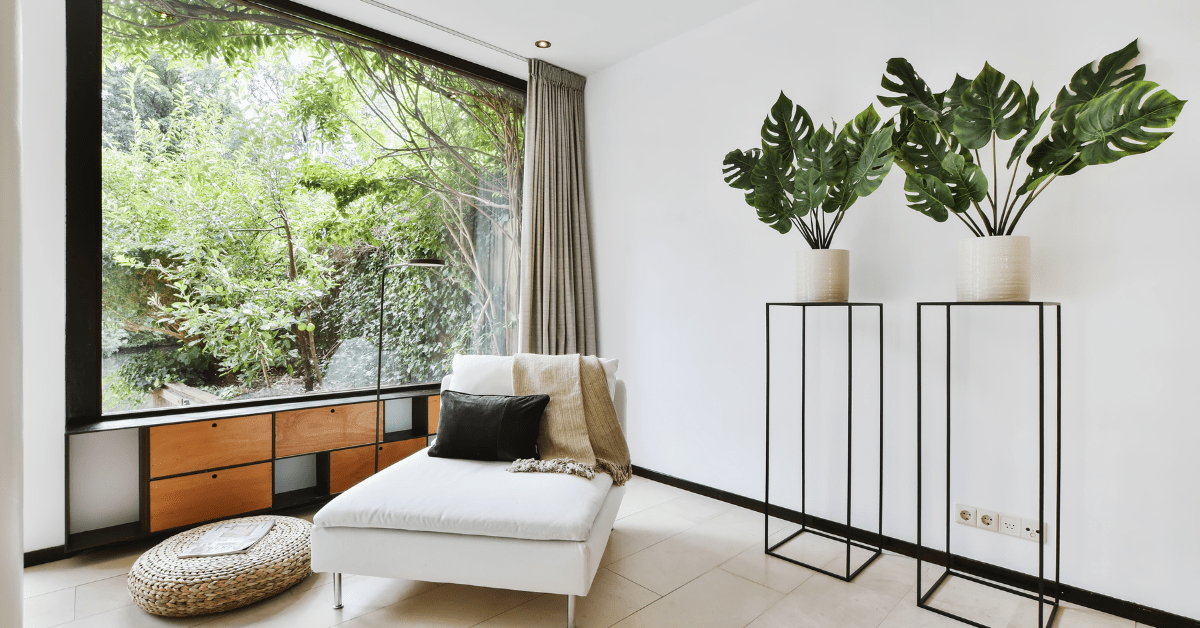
(955, 503), (1046, 543)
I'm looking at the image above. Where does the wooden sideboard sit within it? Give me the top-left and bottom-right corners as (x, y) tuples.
(65, 387), (441, 551)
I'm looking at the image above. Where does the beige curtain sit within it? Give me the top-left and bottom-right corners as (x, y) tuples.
(518, 59), (597, 355)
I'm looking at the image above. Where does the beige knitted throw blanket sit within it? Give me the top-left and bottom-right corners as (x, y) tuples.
(507, 353), (632, 486)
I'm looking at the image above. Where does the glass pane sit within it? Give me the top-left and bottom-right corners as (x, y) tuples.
(100, 0), (524, 413)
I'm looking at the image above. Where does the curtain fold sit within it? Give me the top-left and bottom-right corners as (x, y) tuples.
(517, 59), (598, 356)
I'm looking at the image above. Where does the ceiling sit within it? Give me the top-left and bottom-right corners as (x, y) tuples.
(292, 0), (760, 78)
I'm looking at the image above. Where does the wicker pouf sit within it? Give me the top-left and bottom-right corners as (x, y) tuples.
(128, 515), (312, 617)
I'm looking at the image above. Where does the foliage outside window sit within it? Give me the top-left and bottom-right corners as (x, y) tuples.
(100, 0), (525, 412)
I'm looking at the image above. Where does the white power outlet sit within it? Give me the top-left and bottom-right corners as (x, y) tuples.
(999, 513), (1022, 537)
(955, 504), (976, 526)
(1021, 518), (1047, 544)
(976, 509), (999, 533)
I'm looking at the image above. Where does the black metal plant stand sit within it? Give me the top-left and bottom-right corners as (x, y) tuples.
(764, 302), (884, 582)
(916, 302), (1062, 628)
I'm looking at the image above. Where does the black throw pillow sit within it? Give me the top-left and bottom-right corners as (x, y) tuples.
(428, 390), (550, 462)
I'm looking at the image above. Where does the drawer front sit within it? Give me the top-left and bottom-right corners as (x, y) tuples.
(378, 438), (426, 471)
(148, 462), (272, 532)
(329, 445), (376, 494)
(149, 415), (273, 478)
(275, 403), (376, 457)
(427, 396), (440, 434)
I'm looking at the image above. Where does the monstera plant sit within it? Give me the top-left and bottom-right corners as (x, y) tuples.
(722, 94), (896, 249)
(879, 39), (1186, 237)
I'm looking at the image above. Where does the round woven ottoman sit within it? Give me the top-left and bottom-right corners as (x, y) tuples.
(128, 515), (312, 617)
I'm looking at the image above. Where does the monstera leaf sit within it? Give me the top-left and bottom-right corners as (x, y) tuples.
(1052, 39), (1145, 122)
(1008, 85), (1049, 168)
(953, 63), (1028, 149)
(903, 173), (954, 222)
(722, 148), (761, 190)
(799, 126), (848, 185)
(1074, 80), (1186, 165)
(748, 148), (793, 233)
(894, 119), (964, 177)
(838, 104), (882, 164)
(761, 92), (814, 164)
(940, 152), (988, 212)
(879, 58), (942, 123)
(1022, 112), (1085, 194)
(792, 167), (828, 217)
(937, 74), (972, 135)
(847, 125), (896, 197)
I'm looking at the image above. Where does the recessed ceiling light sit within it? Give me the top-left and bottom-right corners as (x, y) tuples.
(535, 40), (551, 49)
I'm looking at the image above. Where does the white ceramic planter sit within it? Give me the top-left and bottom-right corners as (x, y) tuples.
(956, 236), (1031, 302)
(796, 249), (849, 302)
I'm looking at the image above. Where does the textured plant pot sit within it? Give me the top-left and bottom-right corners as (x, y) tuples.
(796, 249), (849, 302)
(956, 236), (1031, 302)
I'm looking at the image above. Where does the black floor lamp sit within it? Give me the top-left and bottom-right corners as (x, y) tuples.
(375, 258), (445, 426)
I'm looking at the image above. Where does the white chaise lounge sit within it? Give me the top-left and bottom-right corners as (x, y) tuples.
(311, 360), (627, 628)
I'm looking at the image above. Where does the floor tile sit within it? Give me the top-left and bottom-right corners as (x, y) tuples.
(878, 589), (969, 628)
(475, 570), (659, 628)
(747, 571), (905, 628)
(921, 575), (1020, 628)
(24, 543), (149, 599)
(653, 493), (736, 524)
(600, 505), (697, 566)
(49, 604), (203, 628)
(23, 586), (76, 628)
(611, 569), (784, 628)
(74, 573), (134, 620)
(1007, 598), (1133, 628)
(616, 481), (686, 519)
(766, 528), (847, 571)
(189, 574), (437, 628)
(719, 545), (816, 594)
(337, 583), (538, 628)
(828, 552), (916, 600)
(606, 508), (760, 595)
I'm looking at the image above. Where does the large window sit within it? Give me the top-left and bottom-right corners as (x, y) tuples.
(87, 0), (525, 415)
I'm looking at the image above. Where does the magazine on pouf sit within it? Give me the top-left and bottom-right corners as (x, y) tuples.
(179, 520), (275, 558)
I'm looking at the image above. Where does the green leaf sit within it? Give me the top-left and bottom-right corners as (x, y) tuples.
(1052, 39), (1145, 122)
(940, 152), (987, 212)
(894, 119), (962, 177)
(799, 125), (847, 185)
(953, 63), (1028, 149)
(1073, 81), (1186, 165)
(938, 74), (971, 135)
(846, 125), (895, 198)
(903, 173), (954, 222)
(1008, 84), (1050, 168)
(792, 167), (828, 217)
(1022, 112), (1084, 193)
(761, 92), (814, 164)
(748, 147), (794, 233)
(794, 126), (844, 213)
(879, 58), (942, 122)
(837, 104), (882, 165)
(722, 148), (761, 190)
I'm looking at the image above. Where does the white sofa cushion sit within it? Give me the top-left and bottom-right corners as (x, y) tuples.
(448, 354), (619, 400)
(313, 448), (613, 542)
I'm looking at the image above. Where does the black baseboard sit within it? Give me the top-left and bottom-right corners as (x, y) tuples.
(632, 465), (1198, 628)
(23, 545), (67, 568)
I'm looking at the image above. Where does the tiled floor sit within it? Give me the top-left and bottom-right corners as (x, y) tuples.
(24, 476), (1155, 628)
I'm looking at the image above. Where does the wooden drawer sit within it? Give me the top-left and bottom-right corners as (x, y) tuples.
(428, 396), (440, 434)
(148, 462), (272, 532)
(378, 438), (426, 471)
(148, 415), (272, 478)
(330, 445), (376, 494)
(275, 402), (376, 457)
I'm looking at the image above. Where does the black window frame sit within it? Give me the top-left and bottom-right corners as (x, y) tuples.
(64, 0), (527, 429)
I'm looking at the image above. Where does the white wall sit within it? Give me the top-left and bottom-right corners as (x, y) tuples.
(1, 0), (23, 623)
(586, 0), (1200, 618)
(19, 0), (65, 553)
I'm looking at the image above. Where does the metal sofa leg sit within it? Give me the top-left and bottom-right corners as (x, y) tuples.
(333, 573), (343, 609)
(567, 594), (576, 628)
